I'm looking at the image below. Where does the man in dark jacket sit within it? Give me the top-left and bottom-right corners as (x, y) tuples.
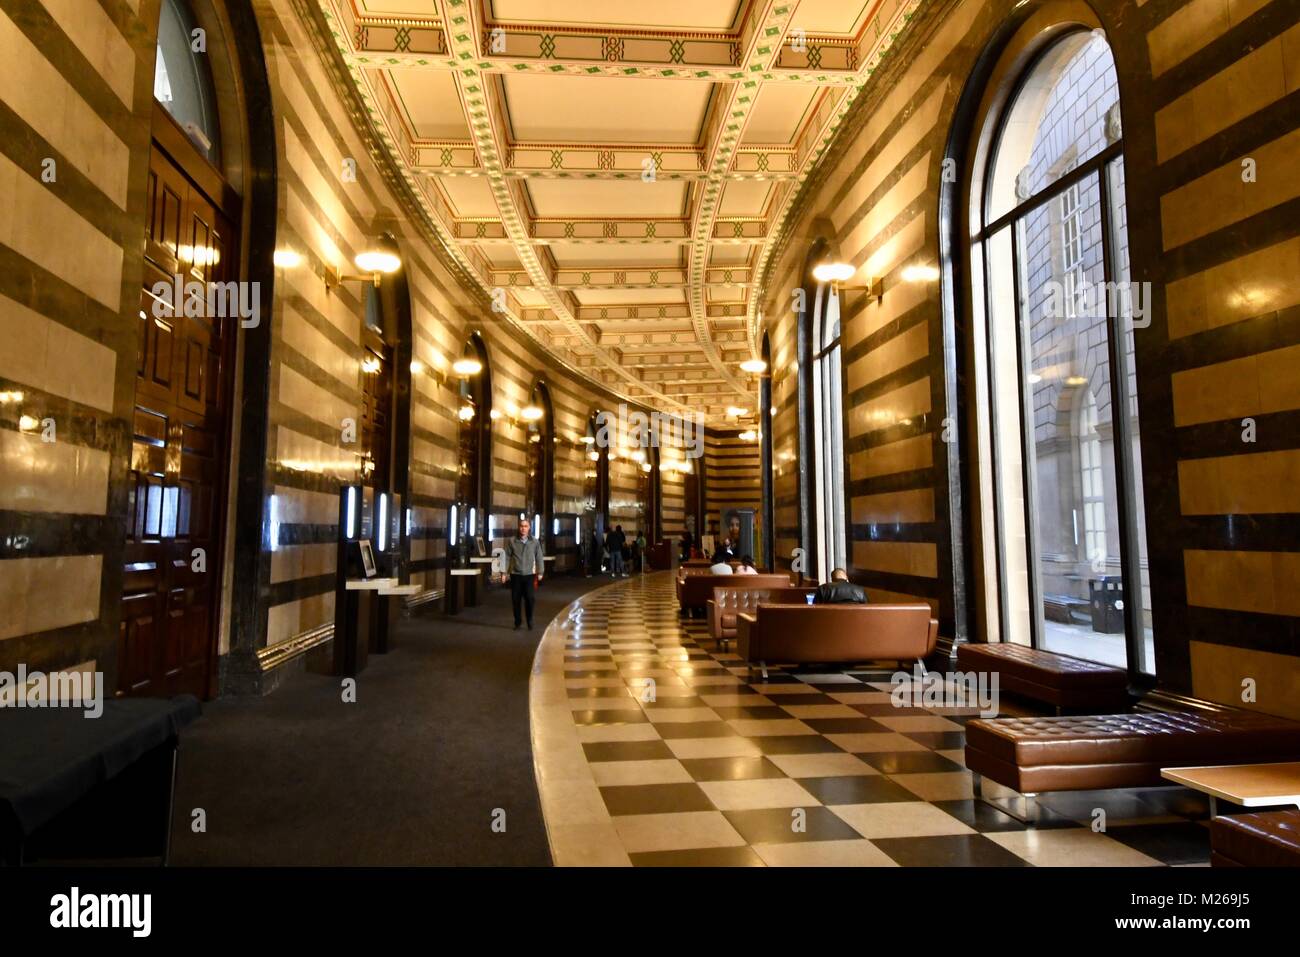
(605, 525), (626, 577)
(814, 568), (868, 604)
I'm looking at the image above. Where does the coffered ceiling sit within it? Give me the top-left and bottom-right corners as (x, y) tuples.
(316, 0), (922, 422)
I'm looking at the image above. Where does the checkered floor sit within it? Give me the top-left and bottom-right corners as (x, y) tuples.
(539, 572), (1214, 866)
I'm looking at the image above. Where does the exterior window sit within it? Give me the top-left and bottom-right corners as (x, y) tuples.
(811, 284), (847, 577)
(154, 0), (222, 165)
(968, 30), (1152, 675)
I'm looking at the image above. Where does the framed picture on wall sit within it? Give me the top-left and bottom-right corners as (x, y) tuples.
(720, 507), (756, 560)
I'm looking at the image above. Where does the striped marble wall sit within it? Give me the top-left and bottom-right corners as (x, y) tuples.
(0, 0), (155, 681)
(703, 429), (762, 550)
(755, 0), (1300, 708)
(1141, 0), (1300, 715)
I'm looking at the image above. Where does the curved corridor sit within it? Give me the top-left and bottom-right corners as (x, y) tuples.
(531, 572), (1212, 867)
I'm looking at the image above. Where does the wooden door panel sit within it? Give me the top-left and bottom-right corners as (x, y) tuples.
(121, 143), (236, 700)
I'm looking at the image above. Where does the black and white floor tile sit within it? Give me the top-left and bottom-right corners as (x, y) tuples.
(530, 573), (1212, 867)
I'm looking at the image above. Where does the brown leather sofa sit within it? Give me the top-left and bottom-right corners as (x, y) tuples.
(956, 642), (1129, 714)
(708, 586), (817, 647)
(966, 709), (1300, 815)
(735, 603), (938, 675)
(1211, 811), (1300, 867)
(677, 572), (790, 614)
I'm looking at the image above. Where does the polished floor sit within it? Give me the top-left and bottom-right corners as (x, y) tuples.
(531, 572), (1214, 867)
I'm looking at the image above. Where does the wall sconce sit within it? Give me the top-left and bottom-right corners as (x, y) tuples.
(739, 429), (757, 441)
(325, 249), (402, 290)
(452, 357), (483, 377)
(725, 406), (749, 418)
(739, 358), (767, 375)
(457, 404), (476, 421)
(814, 260), (883, 305)
(520, 404), (543, 422)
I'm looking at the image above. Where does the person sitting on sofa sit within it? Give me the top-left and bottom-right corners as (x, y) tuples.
(708, 556), (734, 574)
(711, 537), (734, 564)
(736, 555), (758, 575)
(814, 568), (867, 604)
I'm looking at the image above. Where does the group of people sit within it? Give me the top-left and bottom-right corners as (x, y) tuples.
(602, 525), (646, 578)
(707, 537), (758, 576)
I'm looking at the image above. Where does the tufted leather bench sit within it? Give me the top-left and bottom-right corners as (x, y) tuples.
(677, 572), (791, 615)
(1211, 811), (1300, 867)
(956, 642), (1129, 714)
(708, 586), (817, 647)
(966, 709), (1300, 800)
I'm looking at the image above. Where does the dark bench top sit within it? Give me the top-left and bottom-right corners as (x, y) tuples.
(967, 709), (1300, 768)
(957, 642), (1127, 685)
(0, 696), (200, 837)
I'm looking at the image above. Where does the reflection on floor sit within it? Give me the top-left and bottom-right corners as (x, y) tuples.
(531, 572), (1211, 867)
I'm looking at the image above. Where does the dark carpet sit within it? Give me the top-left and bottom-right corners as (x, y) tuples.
(169, 573), (613, 866)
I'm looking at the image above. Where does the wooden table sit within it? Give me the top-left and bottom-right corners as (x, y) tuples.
(1161, 762), (1300, 817)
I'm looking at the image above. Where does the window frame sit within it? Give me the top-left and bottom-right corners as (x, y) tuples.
(970, 29), (1152, 679)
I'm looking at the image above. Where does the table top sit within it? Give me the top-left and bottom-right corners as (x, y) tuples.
(345, 577), (399, 590)
(1161, 762), (1300, 806)
(1, 696), (200, 835)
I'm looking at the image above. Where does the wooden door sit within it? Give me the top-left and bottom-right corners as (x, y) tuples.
(119, 145), (235, 698)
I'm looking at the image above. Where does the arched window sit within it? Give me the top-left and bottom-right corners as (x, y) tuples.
(811, 282), (847, 577)
(966, 28), (1151, 674)
(154, 0), (222, 165)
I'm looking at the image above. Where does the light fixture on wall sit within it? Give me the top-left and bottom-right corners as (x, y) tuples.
(739, 429), (758, 442)
(324, 248), (403, 290)
(520, 404), (543, 422)
(813, 259), (883, 305)
(273, 248), (302, 269)
(739, 358), (767, 375)
(457, 404), (476, 421)
(453, 357), (483, 377)
(725, 406), (749, 418)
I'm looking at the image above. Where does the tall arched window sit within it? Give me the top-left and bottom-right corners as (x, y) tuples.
(154, 0), (222, 165)
(966, 27), (1151, 675)
(811, 283), (847, 577)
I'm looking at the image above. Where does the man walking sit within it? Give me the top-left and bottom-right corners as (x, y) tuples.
(605, 524), (625, 578)
(503, 516), (545, 629)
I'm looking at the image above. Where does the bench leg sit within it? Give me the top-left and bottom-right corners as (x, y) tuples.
(971, 773), (1042, 826)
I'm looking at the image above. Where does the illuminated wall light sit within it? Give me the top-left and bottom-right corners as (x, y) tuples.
(901, 263), (941, 283)
(489, 408), (502, 420)
(354, 250), (401, 274)
(361, 355), (381, 374)
(458, 404), (476, 421)
(453, 357), (482, 376)
(640, 462), (652, 472)
(345, 486), (358, 540)
(273, 249), (302, 269)
(631, 450), (646, 463)
(725, 406), (749, 417)
(0, 391), (24, 404)
(469, 507), (476, 536)
(376, 492), (389, 552)
(450, 505), (458, 546)
(588, 450), (600, 462)
(580, 435), (595, 444)
(739, 429), (757, 441)
(520, 405), (543, 421)
(18, 414), (40, 432)
(269, 494), (281, 552)
(812, 261), (855, 283)
(410, 359), (426, 375)
(552, 517), (559, 535)
(739, 358), (767, 374)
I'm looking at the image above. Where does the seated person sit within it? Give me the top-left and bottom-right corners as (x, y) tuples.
(710, 538), (735, 564)
(736, 555), (758, 575)
(708, 558), (734, 575)
(814, 568), (868, 604)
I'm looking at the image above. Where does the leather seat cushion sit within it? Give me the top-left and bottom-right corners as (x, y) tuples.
(957, 642), (1126, 688)
(966, 710), (1300, 768)
(1211, 811), (1300, 866)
